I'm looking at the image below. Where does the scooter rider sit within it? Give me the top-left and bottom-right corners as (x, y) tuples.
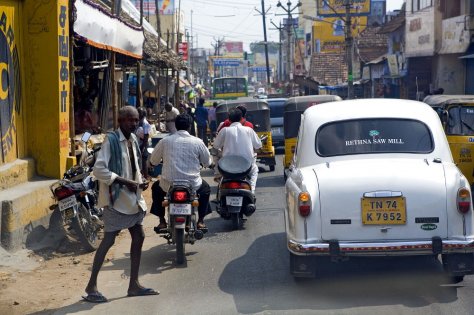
(148, 114), (212, 230)
(213, 108), (262, 193)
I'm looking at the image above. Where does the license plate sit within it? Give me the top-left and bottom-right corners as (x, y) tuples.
(271, 127), (282, 134)
(361, 197), (406, 225)
(169, 203), (192, 215)
(226, 196), (243, 206)
(58, 195), (77, 212)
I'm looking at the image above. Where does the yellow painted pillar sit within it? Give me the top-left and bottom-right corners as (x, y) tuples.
(23, 0), (71, 178)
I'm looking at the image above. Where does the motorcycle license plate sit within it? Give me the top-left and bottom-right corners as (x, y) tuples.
(169, 203), (192, 215)
(58, 195), (77, 212)
(226, 196), (243, 206)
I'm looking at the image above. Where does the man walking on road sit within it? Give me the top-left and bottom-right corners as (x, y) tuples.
(83, 106), (158, 303)
(195, 98), (209, 146)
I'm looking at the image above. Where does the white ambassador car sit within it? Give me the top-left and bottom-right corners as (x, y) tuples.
(285, 98), (474, 281)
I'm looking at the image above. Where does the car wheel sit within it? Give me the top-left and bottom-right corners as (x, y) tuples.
(269, 165), (275, 172)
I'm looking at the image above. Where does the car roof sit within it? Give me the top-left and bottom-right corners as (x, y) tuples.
(423, 94), (474, 107)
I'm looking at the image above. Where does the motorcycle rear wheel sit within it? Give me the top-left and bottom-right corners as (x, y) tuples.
(231, 213), (240, 230)
(175, 228), (186, 264)
(71, 203), (99, 252)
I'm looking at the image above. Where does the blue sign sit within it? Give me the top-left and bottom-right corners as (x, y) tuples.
(213, 59), (241, 67)
(252, 67), (270, 72)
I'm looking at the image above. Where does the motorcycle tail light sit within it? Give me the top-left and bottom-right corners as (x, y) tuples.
(175, 217), (186, 223)
(222, 182), (251, 190)
(173, 191), (188, 202)
(298, 192), (311, 217)
(457, 188), (471, 214)
(55, 186), (74, 200)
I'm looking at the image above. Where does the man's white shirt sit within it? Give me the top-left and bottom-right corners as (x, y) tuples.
(149, 130), (211, 191)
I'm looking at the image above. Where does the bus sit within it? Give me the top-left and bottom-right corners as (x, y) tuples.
(212, 77), (248, 100)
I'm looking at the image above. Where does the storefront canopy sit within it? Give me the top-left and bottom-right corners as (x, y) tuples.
(74, 0), (145, 59)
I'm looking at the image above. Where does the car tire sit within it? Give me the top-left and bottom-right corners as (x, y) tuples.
(269, 165), (275, 172)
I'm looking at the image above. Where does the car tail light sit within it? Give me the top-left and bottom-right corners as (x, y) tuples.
(222, 182), (251, 190)
(173, 191), (188, 202)
(298, 192), (311, 217)
(54, 186), (74, 200)
(457, 188), (471, 214)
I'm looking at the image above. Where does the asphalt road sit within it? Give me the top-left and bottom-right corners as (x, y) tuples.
(50, 154), (474, 315)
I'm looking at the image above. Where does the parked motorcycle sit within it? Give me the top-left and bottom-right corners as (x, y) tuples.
(49, 132), (103, 252)
(215, 155), (256, 230)
(157, 180), (204, 264)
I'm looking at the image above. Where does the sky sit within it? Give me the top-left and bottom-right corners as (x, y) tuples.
(177, 0), (406, 51)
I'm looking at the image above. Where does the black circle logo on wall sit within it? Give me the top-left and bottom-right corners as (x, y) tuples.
(0, 29), (15, 143)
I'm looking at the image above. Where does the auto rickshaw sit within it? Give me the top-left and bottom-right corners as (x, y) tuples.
(216, 99), (276, 171)
(283, 95), (342, 178)
(423, 95), (474, 188)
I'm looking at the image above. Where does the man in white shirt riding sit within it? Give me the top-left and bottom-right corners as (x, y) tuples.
(213, 107), (262, 193)
(149, 114), (212, 230)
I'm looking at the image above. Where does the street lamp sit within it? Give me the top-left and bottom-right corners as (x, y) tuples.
(276, 1), (301, 83)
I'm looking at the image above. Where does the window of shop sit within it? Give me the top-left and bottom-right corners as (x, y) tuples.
(441, 0), (460, 19)
(412, 0), (432, 12)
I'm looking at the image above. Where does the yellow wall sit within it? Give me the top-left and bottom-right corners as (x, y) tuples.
(0, 1), (24, 165)
(20, 0), (70, 178)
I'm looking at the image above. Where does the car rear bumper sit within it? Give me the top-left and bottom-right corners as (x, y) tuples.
(288, 238), (474, 256)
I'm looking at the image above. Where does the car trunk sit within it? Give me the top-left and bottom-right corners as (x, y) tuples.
(314, 158), (448, 241)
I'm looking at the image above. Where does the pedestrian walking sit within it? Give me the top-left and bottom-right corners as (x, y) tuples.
(83, 106), (158, 303)
(195, 98), (209, 146)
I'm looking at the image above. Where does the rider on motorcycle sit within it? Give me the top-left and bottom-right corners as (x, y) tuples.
(213, 108), (262, 193)
(148, 114), (212, 230)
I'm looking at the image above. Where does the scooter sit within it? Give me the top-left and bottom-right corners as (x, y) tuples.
(158, 180), (204, 264)
(215, 155), (256, 230)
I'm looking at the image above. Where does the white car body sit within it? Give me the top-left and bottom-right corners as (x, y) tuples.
(285, 98), (474, 279)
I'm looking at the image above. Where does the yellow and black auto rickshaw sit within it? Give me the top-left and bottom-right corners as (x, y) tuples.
(423, 95), (474, 188)
(283, 95), (342, 177)
(216, 99), (276, 171)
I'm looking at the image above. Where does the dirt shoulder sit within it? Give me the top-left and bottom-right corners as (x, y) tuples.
(0, 189), (153, 315)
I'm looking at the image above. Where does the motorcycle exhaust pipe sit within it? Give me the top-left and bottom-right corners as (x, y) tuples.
(194, 229), (204, 240)
(245, 204), (256, 216)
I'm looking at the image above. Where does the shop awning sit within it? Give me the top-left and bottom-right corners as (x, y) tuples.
(74, 0), (144, 59)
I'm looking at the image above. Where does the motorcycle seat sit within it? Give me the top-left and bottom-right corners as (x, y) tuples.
(218, 155), (252, 179)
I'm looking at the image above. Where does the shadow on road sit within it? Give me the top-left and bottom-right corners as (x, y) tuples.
(218, 232), (460, 314)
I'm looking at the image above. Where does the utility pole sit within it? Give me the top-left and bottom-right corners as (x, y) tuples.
(111, 0), (118, 128)
(136, 0), (144, 109)
(270, 20), (283, 82)
(276, 1), (302, 83)
(212, 37), (223, 79)
(255, 1), (272, 86)
(175, 0), (182, 106)
(345, 0), (354, 99)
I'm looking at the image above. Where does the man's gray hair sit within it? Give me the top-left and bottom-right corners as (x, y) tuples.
(118, 105), (138, 119)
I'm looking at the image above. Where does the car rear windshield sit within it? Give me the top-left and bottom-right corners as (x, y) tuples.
(268, 100), (286, 118)
(316, 118), (434, 156)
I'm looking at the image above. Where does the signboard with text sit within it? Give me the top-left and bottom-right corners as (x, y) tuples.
(317, 0), (370, 17)
(213, 59), (241, 67)
(132, 0), (174, 15)
(178, 42), (188, 60)
(312, 16), (367, 53)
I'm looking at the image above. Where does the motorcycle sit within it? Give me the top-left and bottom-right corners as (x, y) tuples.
(49, 132), (103, 252)
(215, 155), (256, 230)
(158, 180), (204, 264)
